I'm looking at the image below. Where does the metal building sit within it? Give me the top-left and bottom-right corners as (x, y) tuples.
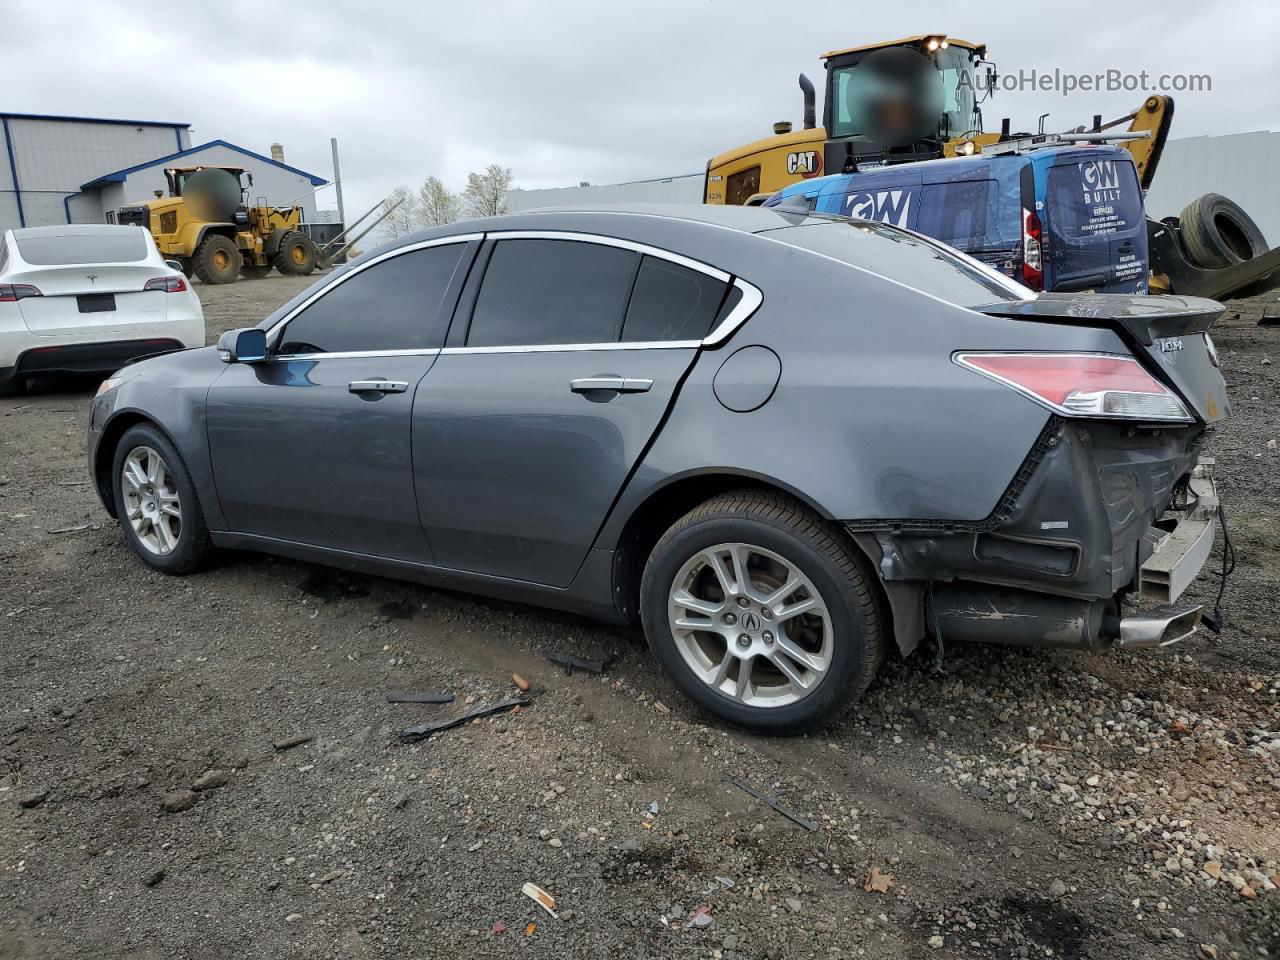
(1, 112), (190, 230)
(1, 112), (327, 233)
(1143, 130), (1280, 247)
(75, 140), (327, 225)
(506, 132), (1280, 247)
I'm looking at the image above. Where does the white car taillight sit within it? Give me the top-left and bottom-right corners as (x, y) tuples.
(0, 283), (42, 302)
(144, 276), (188, 293)
(954, 352), (1194, 423)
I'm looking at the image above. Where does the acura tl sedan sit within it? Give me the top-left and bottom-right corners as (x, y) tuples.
(87, 205), (1228, 732)
(1, 224), (203, 396)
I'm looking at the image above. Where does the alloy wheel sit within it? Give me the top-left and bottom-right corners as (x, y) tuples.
(121, 446), (182, 555)
(667, 542), (832, 708)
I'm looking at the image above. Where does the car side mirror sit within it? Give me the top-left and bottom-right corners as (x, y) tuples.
(217, 327), (268, 364)
(164, 259), (185, 272)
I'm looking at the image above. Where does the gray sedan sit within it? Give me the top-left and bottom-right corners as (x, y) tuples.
(87, 205), (1229, 732)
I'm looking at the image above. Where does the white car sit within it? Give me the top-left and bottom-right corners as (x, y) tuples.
(0, 224), (204, 396)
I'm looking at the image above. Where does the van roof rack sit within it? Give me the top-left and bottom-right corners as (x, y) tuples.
(973, 129), (1150, 157)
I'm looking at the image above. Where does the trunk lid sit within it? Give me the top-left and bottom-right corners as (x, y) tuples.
(11, 264), (168, 336)
(978, 292), (1229, 424)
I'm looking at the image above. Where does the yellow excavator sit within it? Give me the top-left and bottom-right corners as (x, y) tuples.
(706, 35), (1280, 300)
(117, 166), (319, 284)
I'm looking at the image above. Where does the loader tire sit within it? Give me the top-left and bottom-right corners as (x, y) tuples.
(192, 234), (242, 284)
(274, 232), (317, 276)
(1178, 193), (1267, 269)
(240, 263), (273, 280)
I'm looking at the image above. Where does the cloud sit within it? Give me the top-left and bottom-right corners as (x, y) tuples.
(6, 0), (1277, 235)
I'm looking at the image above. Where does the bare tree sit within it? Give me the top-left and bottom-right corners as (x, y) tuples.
(379, 185), (420, 240)
(462, 164), (513, 218)
(418, 176), (460, 227)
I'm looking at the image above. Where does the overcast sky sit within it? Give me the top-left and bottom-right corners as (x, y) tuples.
(7, 0), (1278, 230)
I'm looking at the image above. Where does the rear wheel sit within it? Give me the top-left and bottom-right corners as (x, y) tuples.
(640, 490), (883, 733)
(1179, 193), (1267, 268)
(192, 234), (242, 284)
(241, 263), (273, 280)
(274, 232), (317, 276)
(111, 424), (212, 574)
(0, 375), (27, 398)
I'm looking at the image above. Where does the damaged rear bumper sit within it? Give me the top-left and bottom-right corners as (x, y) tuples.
(849, 420), (1219, 654)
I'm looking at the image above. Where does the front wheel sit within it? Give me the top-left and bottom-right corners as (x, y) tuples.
(640, 490), (883, 733)
(111, 424), (212, 574)
(274, 232), (317, 276)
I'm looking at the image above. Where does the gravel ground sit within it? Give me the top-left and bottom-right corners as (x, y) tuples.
(1, 273), (1277, 959)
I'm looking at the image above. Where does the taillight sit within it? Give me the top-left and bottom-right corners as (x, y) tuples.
(144, 276), (187, 293)
(955, 352), (1193, 422)
(0, 283), (42, 302)
(1021, 208), (1043, 292)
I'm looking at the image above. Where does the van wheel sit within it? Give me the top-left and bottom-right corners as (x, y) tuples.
(640, 490), (883, 733)
(1179, 193), (1267, 268)
(111, 423), (212, 574)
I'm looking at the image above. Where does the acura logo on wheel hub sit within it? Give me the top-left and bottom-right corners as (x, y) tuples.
(741, 611), (761, 633)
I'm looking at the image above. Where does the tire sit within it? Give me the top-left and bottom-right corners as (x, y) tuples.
(241, 263), (273, 280)
(1178, 193), (1268, 269)
(640, 490), (883, 734)
(274, 232), (317, 276)
(0, 375), (26, 398)
(192, 234), (242, 284)
(111, 423), (212, 575)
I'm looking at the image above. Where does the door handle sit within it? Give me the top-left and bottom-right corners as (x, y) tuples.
(570, 376), (653, 394)
(349, 379), (408, 394)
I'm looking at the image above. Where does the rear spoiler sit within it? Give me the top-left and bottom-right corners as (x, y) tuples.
(975, 292), (1224, 346)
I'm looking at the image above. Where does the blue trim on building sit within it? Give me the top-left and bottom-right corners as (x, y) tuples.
(63, 191), (82, 224)
(0, 111), (190, 129)
(80, 138), (328, 190)
(2, 116), (25, 227)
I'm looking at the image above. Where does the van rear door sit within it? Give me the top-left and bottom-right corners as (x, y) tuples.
(914, 171), (1022, 280)
(1043, 152), (1148, 294)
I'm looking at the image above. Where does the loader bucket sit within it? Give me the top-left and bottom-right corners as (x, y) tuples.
(1148, 217), (1280, 301)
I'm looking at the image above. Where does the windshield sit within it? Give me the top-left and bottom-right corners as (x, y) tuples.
(830, 45), (978, 141)
(776, 218), (1033, 306)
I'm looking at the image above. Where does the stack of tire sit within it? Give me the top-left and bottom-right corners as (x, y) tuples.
(1176, 193), (1269, 269)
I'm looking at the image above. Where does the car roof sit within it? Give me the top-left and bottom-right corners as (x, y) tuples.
(384, 204), (805, 251)
(9, 224), (149, 240)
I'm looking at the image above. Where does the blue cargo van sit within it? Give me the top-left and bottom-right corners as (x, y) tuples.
(765, 145), (1148, 294)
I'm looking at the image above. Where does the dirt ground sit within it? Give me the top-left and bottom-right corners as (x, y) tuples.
(1, 272), (1278, 960)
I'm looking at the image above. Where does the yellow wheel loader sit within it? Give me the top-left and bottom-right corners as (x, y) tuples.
(117, 166), (319, 284)
(706, 35), (1280, 300)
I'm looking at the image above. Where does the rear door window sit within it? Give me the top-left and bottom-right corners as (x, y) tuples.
(1046, 158), (1143, 240)
(621, 256), (727, 342)
(276, 243), (465, 355)
(16, 231), (148, 265)
(916, 179), (1019, 254)
(467, 239), (639, 347)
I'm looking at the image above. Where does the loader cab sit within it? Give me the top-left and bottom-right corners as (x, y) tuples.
(766, 144), (1149, 295)
(165, 166), (252, 201)
(822, 35), (987, 174)
(705, 34), (991, 206)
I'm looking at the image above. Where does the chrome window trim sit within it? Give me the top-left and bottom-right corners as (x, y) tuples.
(704, 278), (763, 347)
(440, 341), (700, 355)
(267, 348), (441, 362)
(483, 229), (731, 283)
(263, 228), (765, 358)
(264, 233), (483, 342)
